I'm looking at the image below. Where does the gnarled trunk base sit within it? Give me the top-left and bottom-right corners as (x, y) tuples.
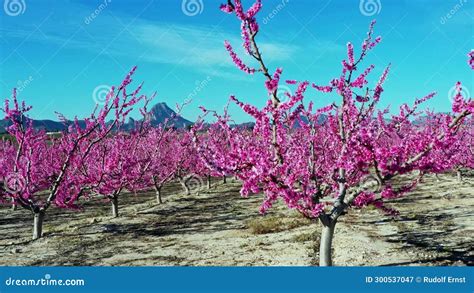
(319, 220), (337, 266)
(156, 187), (163, 204)
(111, 196), (119, 217)
(33, 210), (45, 240)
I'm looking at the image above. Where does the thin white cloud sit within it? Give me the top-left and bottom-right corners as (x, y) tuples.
(1, 0), (352, 81)
(2, 12), (301, 79)
(121, 22), (301, 70)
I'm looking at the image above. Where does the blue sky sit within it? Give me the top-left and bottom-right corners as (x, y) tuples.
(0, 0), (472, 123)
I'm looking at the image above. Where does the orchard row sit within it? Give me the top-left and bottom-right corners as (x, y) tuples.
(1, 0), (472, 266)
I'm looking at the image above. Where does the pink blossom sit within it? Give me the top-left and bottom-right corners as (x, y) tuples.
(468, 50), (474, 69)
(219, 3), (234, 14)
(224, 41), (256, 74)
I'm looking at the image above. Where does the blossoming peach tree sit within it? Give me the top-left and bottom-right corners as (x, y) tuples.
(211, 0), (473, 266)
(0, 67), (149, 239)
(81, 94), (156, 217)
(139, 126), (181, 204)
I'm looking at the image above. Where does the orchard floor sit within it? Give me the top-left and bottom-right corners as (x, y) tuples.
(0, 174), (472, 266)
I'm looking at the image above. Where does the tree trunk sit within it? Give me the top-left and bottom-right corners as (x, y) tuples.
(457, 170), (462, 182)
(435, 173), (440, 182)
(11, 198), (16, 211)
(181, 180), (190, 195)
(319, 220), (337, 266)
(111, 195), (119, 217)
(32, 210), (45, 240)
(156, 186), (163, 204)
(207, 175), (211, 189)
(223, 176), (227, 184)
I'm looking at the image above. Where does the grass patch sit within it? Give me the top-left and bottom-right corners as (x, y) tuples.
(292, 230), (319, 243)
(246, 213), (311, 235)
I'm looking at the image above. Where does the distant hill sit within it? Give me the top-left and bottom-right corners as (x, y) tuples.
(0, 102), (193, 133)
(5, 103), (454, 134)
(145, 102), (193, 128)
(0, 117), (86, 133)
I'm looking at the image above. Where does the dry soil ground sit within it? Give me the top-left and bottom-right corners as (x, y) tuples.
(0, 173), (472, 266)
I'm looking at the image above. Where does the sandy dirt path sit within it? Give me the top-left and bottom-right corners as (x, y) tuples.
(0, 174), (472, 266)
